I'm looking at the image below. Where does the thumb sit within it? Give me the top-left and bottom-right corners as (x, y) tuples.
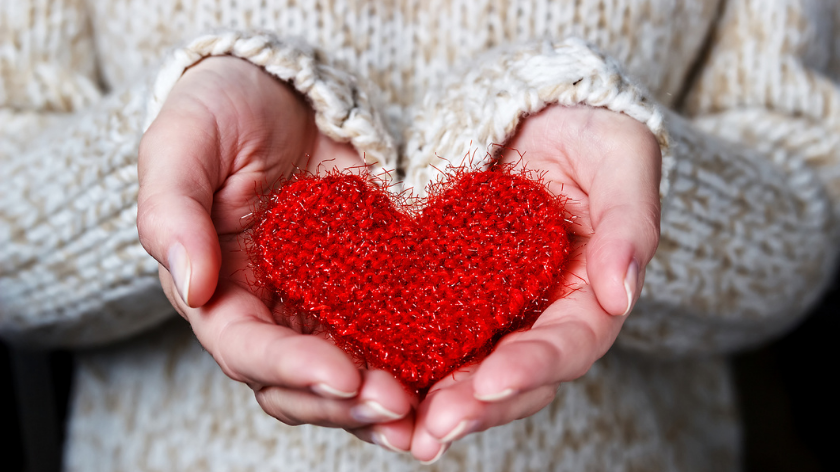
(137, 110), (223, 308)
(584, 125), (661, 316)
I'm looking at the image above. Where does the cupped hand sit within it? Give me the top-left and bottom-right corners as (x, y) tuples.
(137, 56), (414, 452)
(409, 105), (662, 462)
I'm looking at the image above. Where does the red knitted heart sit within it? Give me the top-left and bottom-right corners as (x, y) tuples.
(247, 166), (571, 394)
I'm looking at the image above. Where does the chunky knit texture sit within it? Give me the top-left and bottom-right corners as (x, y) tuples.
(144, 32), (398, 174)
(2, 0), (839, 471)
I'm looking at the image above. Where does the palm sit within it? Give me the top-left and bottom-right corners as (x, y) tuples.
(409, 104), (661, 461)
(171, 57), (365, 327)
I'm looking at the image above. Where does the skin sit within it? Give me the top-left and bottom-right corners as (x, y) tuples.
(137, 56), (661, 462)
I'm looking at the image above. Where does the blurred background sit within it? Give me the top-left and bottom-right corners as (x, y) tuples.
(1, 273), (837, 472)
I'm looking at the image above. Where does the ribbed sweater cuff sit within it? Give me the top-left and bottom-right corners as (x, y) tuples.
(403, 37), (671, 197)
(144, 31), (397, 179)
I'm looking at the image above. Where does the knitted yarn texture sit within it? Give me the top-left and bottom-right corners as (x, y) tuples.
(2, 0), (839, 471)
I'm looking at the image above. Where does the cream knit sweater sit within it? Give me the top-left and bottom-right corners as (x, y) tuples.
(1, 0), (839, 470)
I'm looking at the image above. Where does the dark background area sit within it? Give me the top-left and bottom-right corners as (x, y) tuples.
(1, 277), (837, 472)
(732, 274), (839, 472)
(1, 345), (72, 472)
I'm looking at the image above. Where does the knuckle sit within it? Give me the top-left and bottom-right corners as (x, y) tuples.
(213, 352), (242, 382)
(134, 202), (154, 241)
(323, 405), (354, 428)
(279, 414), (304, 427)
(274, 410), (304, 427)
(256, 390), (304, 426)
(209, 321), (244, 382)
(530, 339), (564, 370)
(135, 199), (166, 256)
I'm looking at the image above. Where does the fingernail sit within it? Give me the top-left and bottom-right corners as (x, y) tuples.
(350, 401), (404, 423)
(622, 260), (639, 316)
(311, 382), (357, 399)
(419, 443), (449, 465)
(168, 242), (192, 307)
(372, 432), (407, 453)
(474, 388), (517, 402)
(438, 419), (480, 443)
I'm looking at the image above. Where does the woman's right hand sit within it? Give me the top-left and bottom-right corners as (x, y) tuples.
(137, 56), (414, 453)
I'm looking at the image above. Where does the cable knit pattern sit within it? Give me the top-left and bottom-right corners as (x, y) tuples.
(1, 0), (838, 470)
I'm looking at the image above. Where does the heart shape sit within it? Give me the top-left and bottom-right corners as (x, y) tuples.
(247, 166), (571, 393)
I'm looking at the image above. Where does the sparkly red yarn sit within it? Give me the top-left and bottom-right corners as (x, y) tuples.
(247, 165), (571, 394)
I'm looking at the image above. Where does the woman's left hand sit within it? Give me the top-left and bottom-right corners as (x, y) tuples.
(408, 105), (662, 463)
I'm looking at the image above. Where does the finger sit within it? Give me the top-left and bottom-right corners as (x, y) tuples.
(471, 290), (622, 400)
(348, 414), (415, 453)
(255, 387), (359, 428)
(137, 107), (223, 308)
(173, 277), (362, 396)
(158, 264), (189, 320)
(254, 370), (412, 429)
(410, 382), (555, 463)
(348, 370), (415, 424)
(409, 390), (452, 464)
(582, 115), (661, 316)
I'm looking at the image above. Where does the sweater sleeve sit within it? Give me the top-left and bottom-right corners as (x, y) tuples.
(0, 0), (102, 154)
(620, 0), (840, 355)
(402, 28), (838, 354)
(0, 29), (395, 348)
